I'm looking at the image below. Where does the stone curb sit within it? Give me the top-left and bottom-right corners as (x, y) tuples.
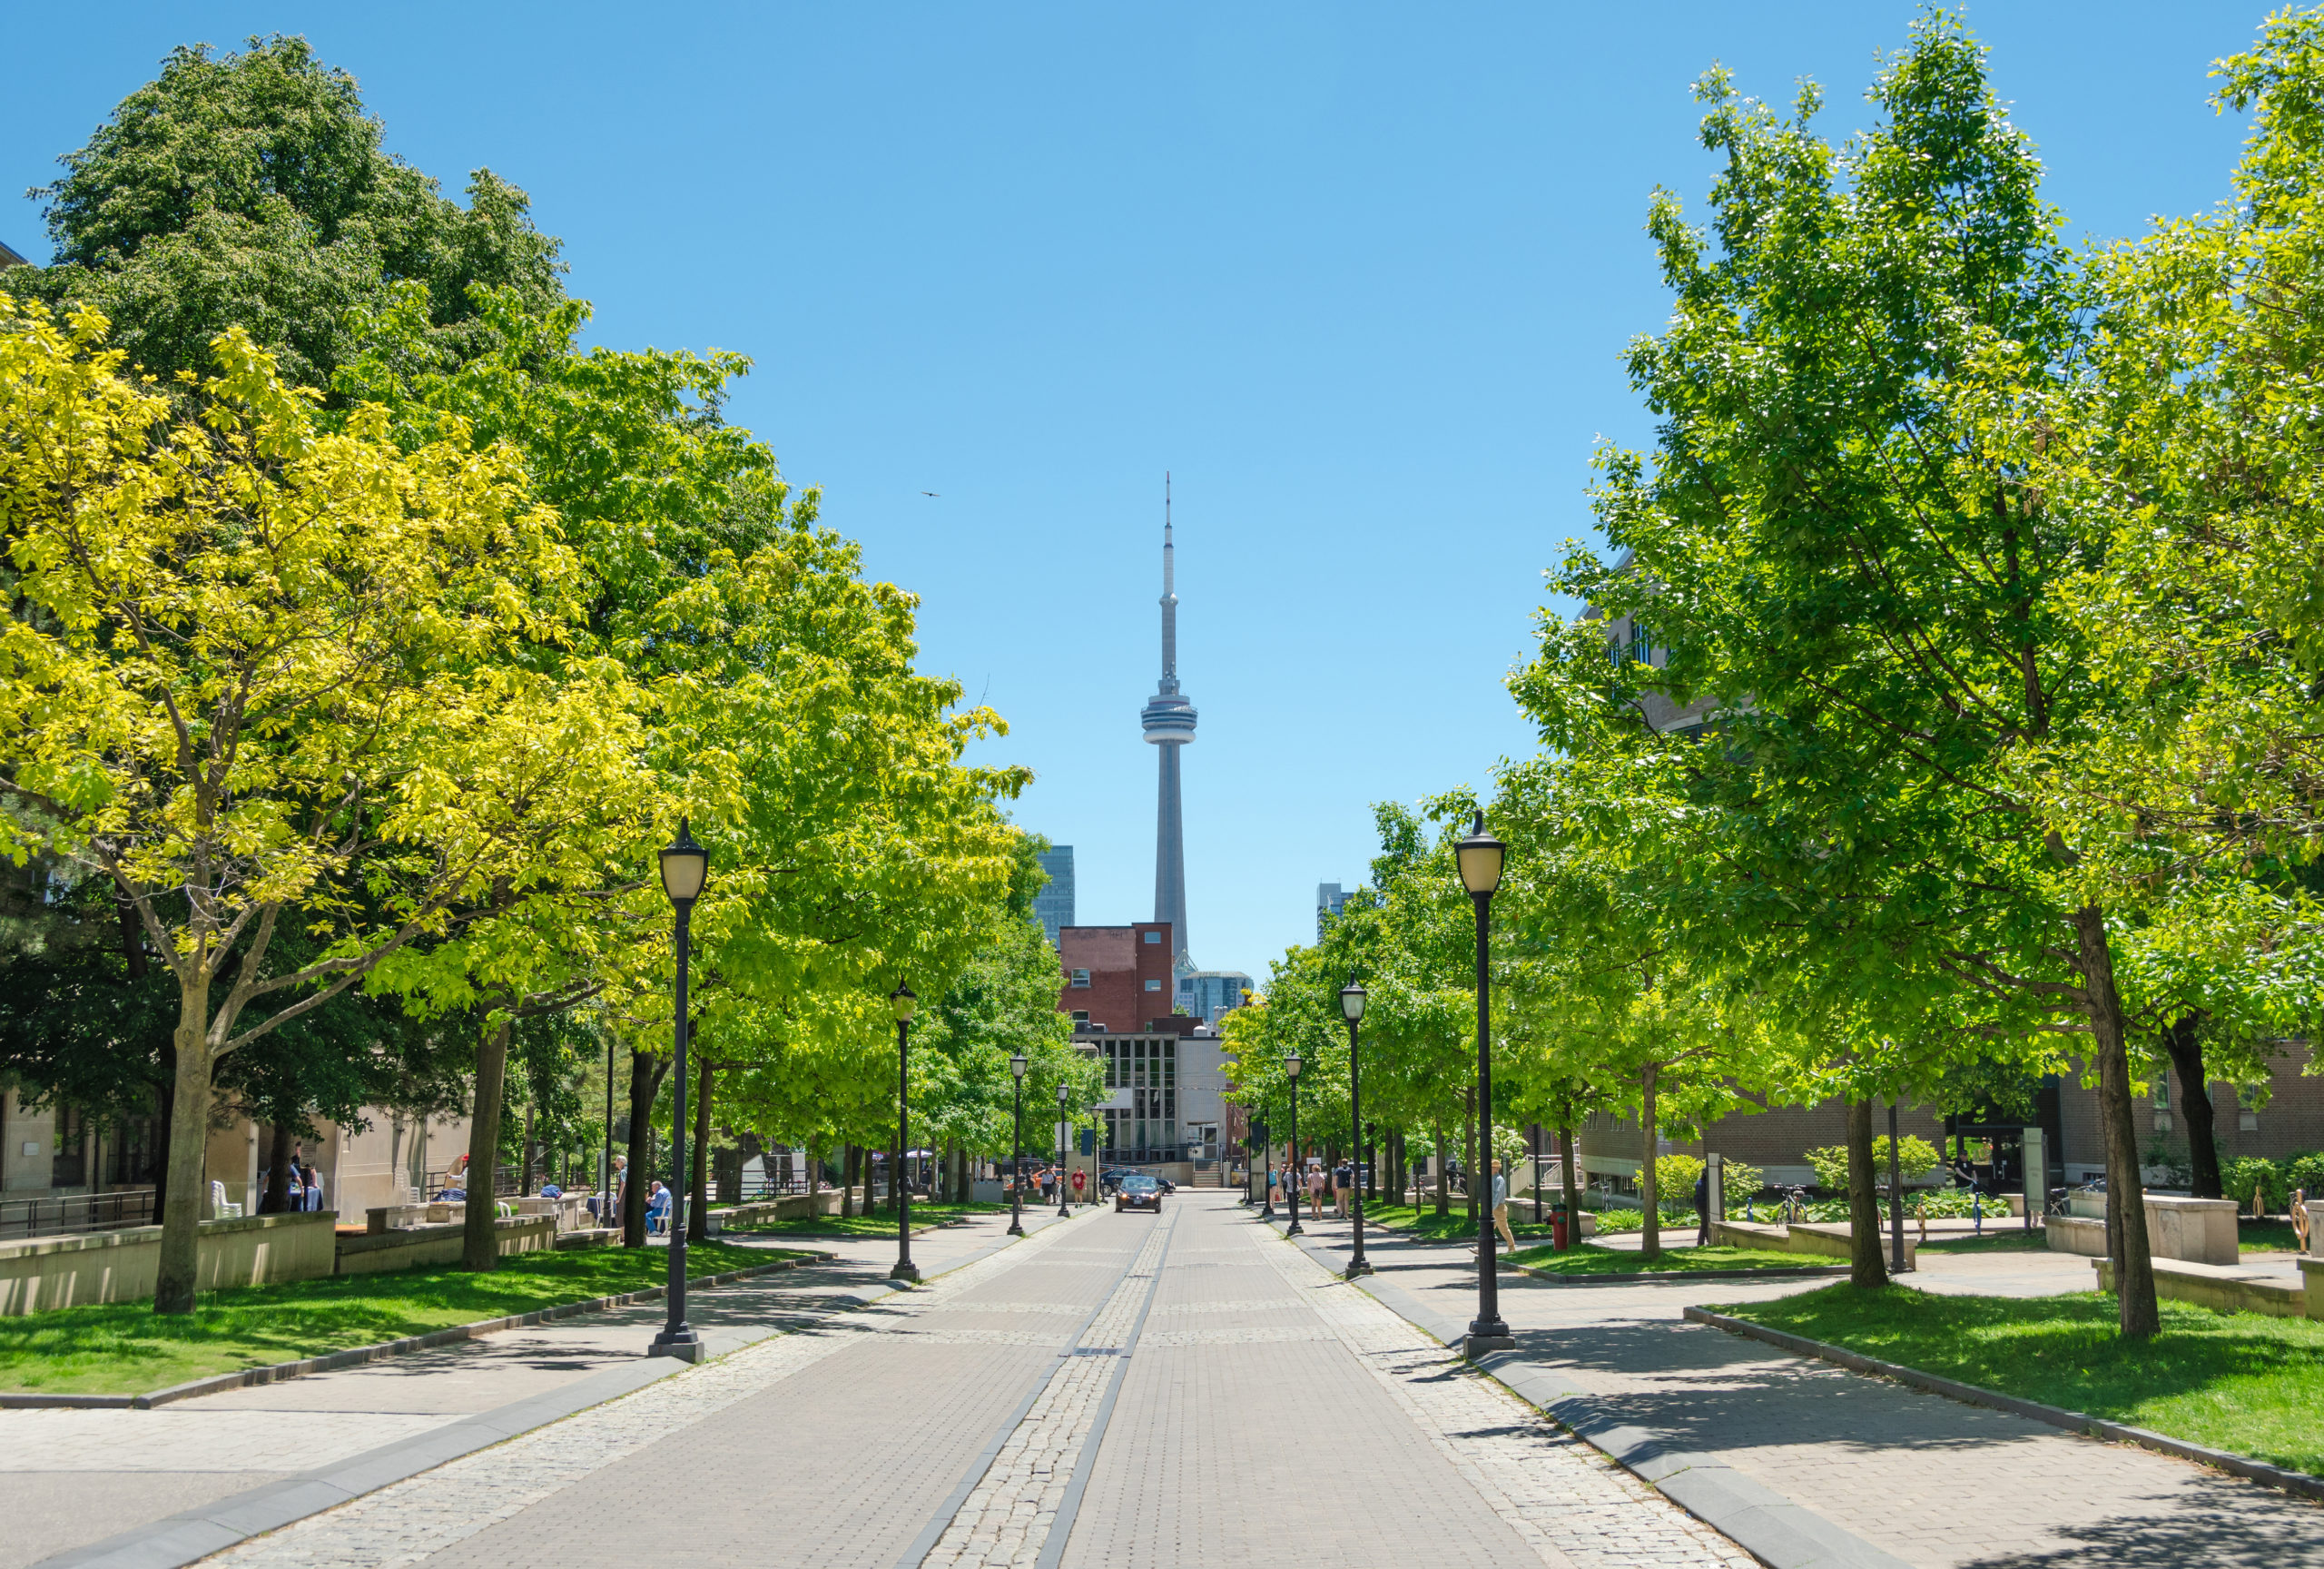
(1684, 1305), (2324, 1505)
(1259, 1218), (1915, 1569)
(0, 1250), (833, 1411)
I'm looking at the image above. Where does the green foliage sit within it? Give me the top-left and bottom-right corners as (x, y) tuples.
(25, 36), (564, 390)
(1803, 1137), (1940, 1193)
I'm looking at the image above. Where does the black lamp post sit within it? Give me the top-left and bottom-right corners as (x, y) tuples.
(649, 820), (709, 1362)
(890, 983), (921, 1283)
(1008, 1053), (1027, 1237)
(1056, 1084), (1072, 1217)
(1342, 981), (1372, 1278)
(1285, 1051), (1304, 1237)
(1457, 808), (1514, 1357)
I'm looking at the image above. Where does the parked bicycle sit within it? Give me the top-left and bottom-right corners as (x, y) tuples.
(1776, 1186), (1812, 1225)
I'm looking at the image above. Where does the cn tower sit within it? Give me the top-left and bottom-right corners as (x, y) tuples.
(1140, 476), (1196, 967)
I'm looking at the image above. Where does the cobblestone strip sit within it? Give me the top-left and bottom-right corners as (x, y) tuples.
(1252, 1232), (1756, 1569)
(201, 1220), (1087, 1569)
(916, 1215), (1177, 1569)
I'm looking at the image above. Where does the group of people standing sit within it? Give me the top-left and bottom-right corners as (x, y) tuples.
(256, 1157), (323, 1213)
(1266, 1158), (1361, 1219)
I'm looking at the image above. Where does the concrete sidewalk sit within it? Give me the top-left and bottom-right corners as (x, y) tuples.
(1281, 1211), (2324, 1568)
(4, 1208), (1072, 1569)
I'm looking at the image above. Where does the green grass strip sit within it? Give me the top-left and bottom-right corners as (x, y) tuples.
(1507, 1242), (1815, 1276)
(1711, 1282), (2324, 1477)
(729, 1200), (1010, 1238)
(0, 1238), (803, 1397)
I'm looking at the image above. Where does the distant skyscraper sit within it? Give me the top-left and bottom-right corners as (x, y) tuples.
(1317, 883), (1351, 941)
(1033, 844), (1076, 944)
(1141, 477), (1196, 968)
(1177, 969), (1254, 1025)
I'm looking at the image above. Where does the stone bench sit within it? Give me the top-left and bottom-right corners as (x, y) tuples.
(1710, 1218), (1917, 1270)
(2046, 1195), (2240, 1266)
(2097, 1256), (2306, 1318)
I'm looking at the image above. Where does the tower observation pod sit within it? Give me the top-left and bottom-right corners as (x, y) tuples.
(1142, 476), (1196, 968)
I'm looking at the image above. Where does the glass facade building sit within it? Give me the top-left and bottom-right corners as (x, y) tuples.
(1034, 844), (1075, 944)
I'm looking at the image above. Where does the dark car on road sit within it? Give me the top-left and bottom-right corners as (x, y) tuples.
(1116, 1173), (1165, 1213)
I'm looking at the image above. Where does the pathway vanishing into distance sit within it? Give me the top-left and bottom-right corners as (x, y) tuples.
(1283, 1210), (2324, 1569)
(51, 1193), (1748, 1569)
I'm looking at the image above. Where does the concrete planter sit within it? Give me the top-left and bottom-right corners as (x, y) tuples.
(2046, 1195), (2240, 1266)
(332, 1214), (556, 1276)
(2098, 1256), (2305, 1318)
(0, 1210), (337, 1315)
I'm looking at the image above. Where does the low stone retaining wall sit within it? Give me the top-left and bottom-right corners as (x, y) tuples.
(712, 1191), (842, 1228)
(0, 1211), (337, 1315)
(333, 1215), (556, 1277)
(1711, 1218), (1919, 1269)
(2048, 1195), (2241, 1266)
(2096, 1256), (2307, 1318)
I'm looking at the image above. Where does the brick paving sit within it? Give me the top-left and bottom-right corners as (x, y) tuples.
(3, 1210), (1065, 1569)
(164, 1194), (1758, 1569)
(1287, 1214), (2324, 1568)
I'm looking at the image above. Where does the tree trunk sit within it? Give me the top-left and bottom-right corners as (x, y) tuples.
(1433, 1118), (1450, 1218)
(687, 1055), (714, 1242)
(2162, 1013), (2221, 1199)
(1560, 1126), (1581, 1248)
(622, 1051), (668, 1247)
(2075, 906), (2159, 1338)
(463, 1018), (512, 1271)
(841, 1144), (856, 1218)
(261, 1121), (294, 1215)
(1845, 1094), (1888, 1288)
(891, 1126), (903, 1216)
(522, 1099), (537, 1197)
(153, 977), (216, 1315)
(151, 1076), (173, 1218)
(1640, 1065), (1661, 1262)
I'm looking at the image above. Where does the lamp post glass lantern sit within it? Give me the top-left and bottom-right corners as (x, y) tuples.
(890, 983), (920, 1283)
(1008, 1053), (1027, 1236)
(1285, 1051), (1304, 1237)
(649, 820), (709, 1361)
(1341, 982), (1371, 1276)
(1455, 809), (1513, 1357)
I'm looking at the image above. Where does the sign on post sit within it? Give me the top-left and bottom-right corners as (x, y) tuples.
(2022, 1127), (2045, 1232)
(1707, 1152), (1725, 1229)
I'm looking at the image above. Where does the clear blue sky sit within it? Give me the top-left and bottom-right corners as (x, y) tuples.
(1, 3), (2269, 983)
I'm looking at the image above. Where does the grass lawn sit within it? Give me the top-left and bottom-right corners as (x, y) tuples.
(0, 1238), (806, 1397)
(1713, 1282), (2324, 1476)
(1918, 1229), (2053, 1252)
(1508, 1242), (1815, 1276)
(2240, 1219), (2304, 1252)
(731, 1200), (1010, 1238)
(1364, 1203), (1559, 1243)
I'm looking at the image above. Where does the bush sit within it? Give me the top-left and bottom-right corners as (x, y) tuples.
(1804, 1135), (1941, 1192)
(1647, 1153), (1767, 1212)
(1591, 1206), (1699, 1232)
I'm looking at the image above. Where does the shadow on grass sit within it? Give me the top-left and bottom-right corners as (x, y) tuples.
(1713, 1283), (2324, 1478)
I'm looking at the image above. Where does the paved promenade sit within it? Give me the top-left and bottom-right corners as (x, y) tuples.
(1281, 1211), (2324, 1568)
(29, 1192), (1756, 1569)
(5, 1210), (1064, 1569)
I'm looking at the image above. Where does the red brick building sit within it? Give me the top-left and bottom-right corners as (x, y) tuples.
(1057, 922), (1177, 1034)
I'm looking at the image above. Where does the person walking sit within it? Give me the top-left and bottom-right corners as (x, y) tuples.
(1693, 1164), (1712, 1247)
(1334, 1159), (1353, 1219)
(1306, 1161), (1325, 1221)
(1478, 1159), (1516, 1258)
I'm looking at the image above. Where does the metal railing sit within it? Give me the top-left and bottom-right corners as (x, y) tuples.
(0, 1189), (158, 1241)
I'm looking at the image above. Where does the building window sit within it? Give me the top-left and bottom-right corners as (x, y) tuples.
(1145, 978), (1161, 992)
(1070, 969), (1090, 988)
(2152, 1077), (2170, 1110)
(2238, 1082), (2262, 1131)
(1144, 931), (1161, 944)
(1104, 1043), (1118, 1090)
(1162, 1039), (1176, 1087)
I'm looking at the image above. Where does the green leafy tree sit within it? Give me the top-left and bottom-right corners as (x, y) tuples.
(23, 35), (563, 390)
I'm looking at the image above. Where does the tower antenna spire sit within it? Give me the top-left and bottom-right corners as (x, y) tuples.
(1141, 469), (1196, 967)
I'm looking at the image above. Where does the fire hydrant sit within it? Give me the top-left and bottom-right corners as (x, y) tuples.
(1551, 1209), (1571, 1251)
